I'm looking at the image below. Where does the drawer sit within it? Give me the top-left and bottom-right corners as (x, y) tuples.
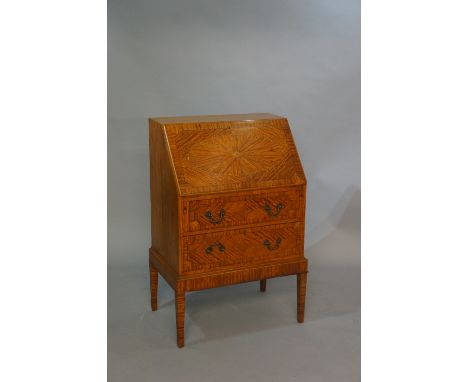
(186, 189), (302, 232)
(182, 222), (302, 272)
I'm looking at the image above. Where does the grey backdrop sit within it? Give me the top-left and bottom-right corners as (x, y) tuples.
(108, 0), (360, 380)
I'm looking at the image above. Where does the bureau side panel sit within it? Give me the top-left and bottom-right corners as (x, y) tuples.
(149, 120), (180, 272)
(299, 184), (307, 256)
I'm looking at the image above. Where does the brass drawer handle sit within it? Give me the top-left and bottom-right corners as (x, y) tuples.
(204, 209), (225, 224)
(264, 203), (284, 217)
(263, 238), (282, 250)
(205, 242), (225, 254)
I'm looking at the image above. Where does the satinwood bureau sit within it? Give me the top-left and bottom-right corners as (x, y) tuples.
(148, 113), (308, 347)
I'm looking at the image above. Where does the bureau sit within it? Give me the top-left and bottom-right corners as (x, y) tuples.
(148, 113), (308, 347)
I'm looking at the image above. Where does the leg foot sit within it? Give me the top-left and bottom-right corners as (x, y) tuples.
(297, 272), (307, 323)
(150, 265), (158, 311)
(175, 290), (185, 348)
(260, 279), (267, 292)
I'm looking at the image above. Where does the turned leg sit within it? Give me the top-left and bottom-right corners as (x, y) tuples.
(149, 265), (158, 311)
(260, 279), (267, 292)
(297, 272), (307, 323)
(175, 290), (185, 348)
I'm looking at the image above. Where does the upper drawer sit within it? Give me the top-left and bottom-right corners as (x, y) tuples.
(185, 189), (303, 233)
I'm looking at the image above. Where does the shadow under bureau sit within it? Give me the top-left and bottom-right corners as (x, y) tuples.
(148, 113), (308, 347)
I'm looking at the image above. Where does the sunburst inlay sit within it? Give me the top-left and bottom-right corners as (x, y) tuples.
(186, 128), (289, 181)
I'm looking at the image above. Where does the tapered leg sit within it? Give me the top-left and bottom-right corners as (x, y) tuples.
(297, 272), (307, 323)
(150, 266), (158, 311)
(175, 290), (185, 348)
(260, 279), (267, 292)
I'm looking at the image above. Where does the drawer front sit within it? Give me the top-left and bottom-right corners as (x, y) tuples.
(186, 189), (302, 232)
(183, 222), (303, 272)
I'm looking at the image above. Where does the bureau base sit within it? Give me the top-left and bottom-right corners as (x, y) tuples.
(149, 248), (308, 348)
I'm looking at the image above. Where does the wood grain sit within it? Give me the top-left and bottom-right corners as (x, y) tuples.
(149, 262), (158, 311)
(186, 189), (301, 233)
(183, 222), (302, 272)
(178, 259), (308, 292)
(150, 113), (282, 125)
(148, 113), (309, 347)
(149, 119), (181, 272)
(161, 117), (306, 196)
(149, 248), (307, 292)
(297, 272), (307, 323)
(175, 290), (185, 348)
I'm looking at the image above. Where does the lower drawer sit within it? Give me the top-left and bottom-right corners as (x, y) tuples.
(182, 222), (303, 272)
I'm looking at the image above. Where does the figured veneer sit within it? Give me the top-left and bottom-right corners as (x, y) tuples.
(185, 189), (302, 233)
(149, 262), (158, 311)
(183, 222), (302, 272)
(148, 113), (308, 347)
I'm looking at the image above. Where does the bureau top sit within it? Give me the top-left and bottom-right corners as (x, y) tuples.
(150, 113), (284, 125)
(149, 113), (306, 196)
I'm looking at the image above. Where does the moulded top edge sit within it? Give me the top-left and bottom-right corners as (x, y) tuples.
(149, 113), (285, 125)
(177, 182), (307, 198)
